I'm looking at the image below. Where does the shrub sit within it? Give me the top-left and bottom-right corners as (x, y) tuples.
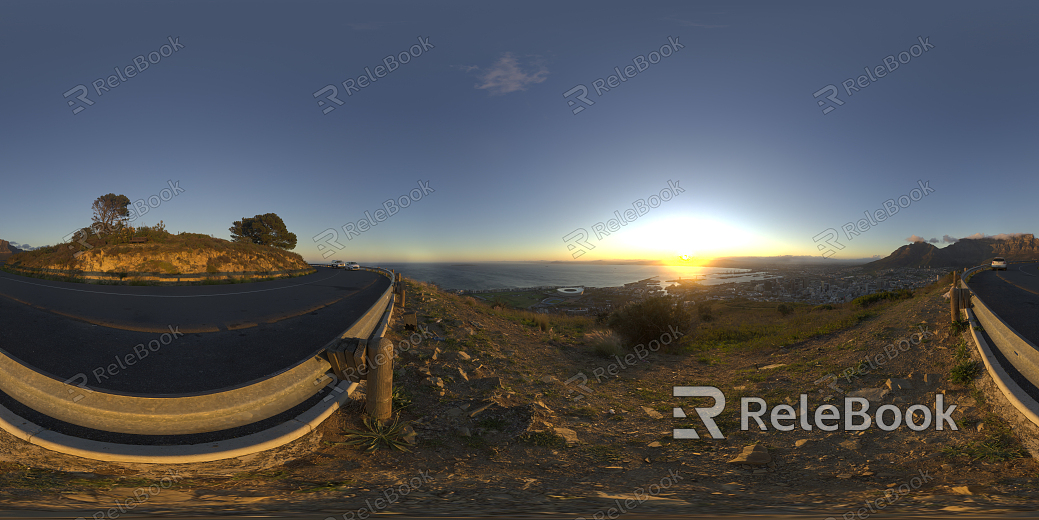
(777, 303), (793, 316)
(608, 296), (691, 347)
(695, 301), (714, 322)
(585, 329), (625, 359)
(812, 304), (835, 311)
(852, 289), (913, 308)
(950, 360), (981, 385)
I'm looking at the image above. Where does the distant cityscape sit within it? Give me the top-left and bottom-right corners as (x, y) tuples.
(456, 265), (950, 314)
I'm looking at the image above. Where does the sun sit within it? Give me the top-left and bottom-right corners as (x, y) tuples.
(621, 216), (754, 261)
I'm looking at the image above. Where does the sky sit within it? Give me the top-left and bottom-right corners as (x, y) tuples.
(1, 0), (1037, 264)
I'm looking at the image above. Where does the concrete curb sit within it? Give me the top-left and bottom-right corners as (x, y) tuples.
(965, 308), (1039, 428)
(0, 380), (358, 463)
(0, 351), (333, 435)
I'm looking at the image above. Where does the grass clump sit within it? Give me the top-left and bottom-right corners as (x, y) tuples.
(852, 289), (913, 308)
(339, 414), (412, 452)
(584, 329), (625, 359)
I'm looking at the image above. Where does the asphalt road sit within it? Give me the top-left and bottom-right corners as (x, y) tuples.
(0, 268), (389, 395)
(967, 261), (1039, 345)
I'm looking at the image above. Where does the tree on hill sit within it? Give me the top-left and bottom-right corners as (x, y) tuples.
(229, 213), (297, 250)
(91, 194), (132, 234)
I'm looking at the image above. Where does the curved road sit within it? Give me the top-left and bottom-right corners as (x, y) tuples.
(0, 268), (389, 395)
(968, 261), (1039, 346)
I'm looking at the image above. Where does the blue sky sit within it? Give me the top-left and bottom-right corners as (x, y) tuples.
(1, 0), (1037, 264)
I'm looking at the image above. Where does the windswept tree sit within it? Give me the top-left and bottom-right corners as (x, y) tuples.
(229, 213), (297, 250)
(91, 194), (132, 234)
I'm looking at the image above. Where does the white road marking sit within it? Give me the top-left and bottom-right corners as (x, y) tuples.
(0, 270), (354, 298)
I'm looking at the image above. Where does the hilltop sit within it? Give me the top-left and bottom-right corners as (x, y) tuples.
(2, 226), (310, 281)
(0, 273), (1037, 514)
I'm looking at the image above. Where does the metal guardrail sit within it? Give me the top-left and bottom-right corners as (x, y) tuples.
(0, 264), (398, 436)
(961, 262), (1039, 387)
(960, 261), (1039, 428)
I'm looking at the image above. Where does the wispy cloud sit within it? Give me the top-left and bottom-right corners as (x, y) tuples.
(468, 53), (548, 95)
(942, 235), (958, 243)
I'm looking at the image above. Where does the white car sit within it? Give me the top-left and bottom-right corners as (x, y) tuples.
(991, 257), (1007, 271)
(330, 260), (345, 269)
(345, 262), (360, 271)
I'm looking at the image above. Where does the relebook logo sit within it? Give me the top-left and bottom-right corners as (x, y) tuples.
(672, 386), (957, 439)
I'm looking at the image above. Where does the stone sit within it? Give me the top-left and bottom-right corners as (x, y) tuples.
(401, 425), (418, 445)
(839, 439), (861, 451)
(648, 441), (662, 448)
(402, 311), (418, 330)
(446, 351), (471, 361)
(553, 427), (579, 446)
(836, 473), (853, 479)
(885, 378), (914, 393)
(952, 485), (996, 495)
(444, 407), (465, 419)
(456, 427), (471, 437)
(533, 400), (554, 413)
(541, 375), (559, 384)
(727, 444), (771, 466)
(642, 406), (664, 419)
(759, 363), (787, 370)
(794, 439), (810, 448)
(753, 469), (768, 475)
(457, 367), (469, 382)
(422, 376), (445, 388)
(847, 387), (889, 403)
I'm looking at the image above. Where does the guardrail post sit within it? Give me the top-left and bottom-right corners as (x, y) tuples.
(366, 337), (394, 423)
(950, 272), (961, 322)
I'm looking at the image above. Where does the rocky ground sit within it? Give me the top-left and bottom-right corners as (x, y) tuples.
(1, 278), (1038, 516)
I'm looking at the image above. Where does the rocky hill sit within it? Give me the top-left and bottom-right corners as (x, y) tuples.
(3, 232), (309, 278)
(865, 234), (1039, 270)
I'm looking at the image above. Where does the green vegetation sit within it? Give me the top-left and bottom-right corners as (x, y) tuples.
(777, 303), (794, 316)
(338, 414), (412, 452)
(520, 430), (567, 448)
(608, 295), (693, 348)
(685, 299), (876, 353)
(585, 329), (624, 359)
(852, 289), (914, 308)
(943, 421), (1028, 462)
(229, 213), (298, 250)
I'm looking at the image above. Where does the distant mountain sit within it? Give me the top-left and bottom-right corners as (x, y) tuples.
(0, 239), (17, 254)
(701, 255), (873, 268)
(865, 234), (1039, 270)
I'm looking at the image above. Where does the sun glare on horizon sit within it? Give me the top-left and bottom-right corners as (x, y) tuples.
(620, 216), (757, 263)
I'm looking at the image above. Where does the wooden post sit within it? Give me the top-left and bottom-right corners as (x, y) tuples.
(366, 337), (394, 423)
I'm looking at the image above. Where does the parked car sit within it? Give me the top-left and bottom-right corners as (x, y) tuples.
(330, 260), (345, 269)
(345, 261), (360, 271)
(991, 257), (1007, 271)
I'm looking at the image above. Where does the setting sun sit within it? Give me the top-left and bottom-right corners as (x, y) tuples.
(621, 216), (757, 261)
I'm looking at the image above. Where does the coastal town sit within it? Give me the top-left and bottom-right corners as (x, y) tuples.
(456, 265), (950, 314)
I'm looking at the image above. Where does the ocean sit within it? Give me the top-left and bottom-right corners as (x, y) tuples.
(374, 262), (771, 292)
